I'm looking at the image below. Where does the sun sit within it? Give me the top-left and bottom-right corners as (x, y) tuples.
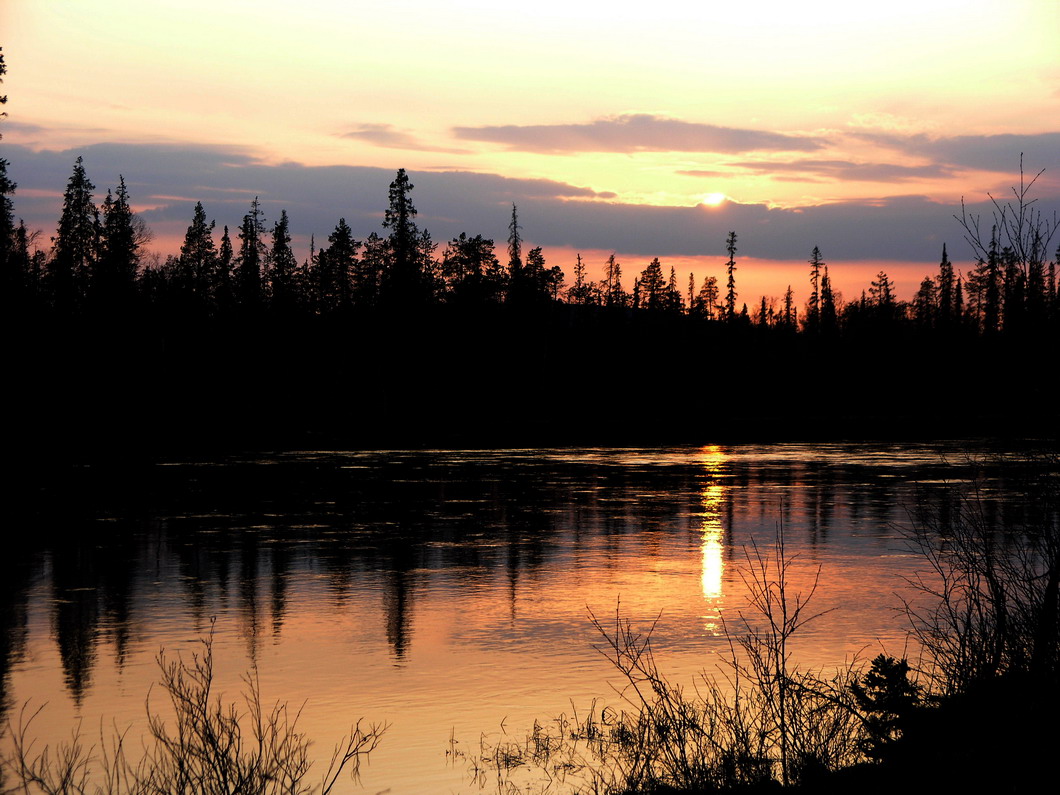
(701, 192), (727, 207)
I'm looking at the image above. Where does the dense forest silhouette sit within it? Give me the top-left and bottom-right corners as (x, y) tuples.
(2, 51), (1058, 452)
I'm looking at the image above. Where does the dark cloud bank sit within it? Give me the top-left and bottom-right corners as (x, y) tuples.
(6, 141), (1058, 265)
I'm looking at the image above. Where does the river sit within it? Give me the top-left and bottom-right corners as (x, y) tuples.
(0, 443), (1021, 793)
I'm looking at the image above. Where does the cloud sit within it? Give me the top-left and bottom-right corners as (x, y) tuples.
(1, 119), (51, 136)
(5, 142), (1056, 266)
(339, 123), (471, 155)
(855, 131), (1060, 174)
(676, 170), (729, 178)
(509, 193), (969, 262)
(453, 114), (827, 154)
(3, 142), (616, 244)
(720, 159), (957, 182)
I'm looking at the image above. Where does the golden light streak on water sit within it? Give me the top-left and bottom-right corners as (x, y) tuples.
(699, 446), (728, 602)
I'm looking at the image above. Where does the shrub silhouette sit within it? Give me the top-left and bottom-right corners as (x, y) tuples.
(2, 633), (385, 795)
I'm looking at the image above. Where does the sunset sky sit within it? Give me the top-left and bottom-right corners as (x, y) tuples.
(3, 0), (1058, 301)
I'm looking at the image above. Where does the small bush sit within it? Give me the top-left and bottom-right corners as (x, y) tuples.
(1, 634), (386, 795)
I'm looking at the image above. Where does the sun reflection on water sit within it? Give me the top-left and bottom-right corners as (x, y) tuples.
(699, 446), (728, 607)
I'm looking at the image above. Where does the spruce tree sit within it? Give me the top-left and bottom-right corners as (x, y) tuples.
(52, 157), (98, 311)
(820, 265), (837, 332)
(639, 257), (665, 310)
(782, 285), (795, 329)
(665, 266), (683, 313)
(914, 276), (937, 328)
(724, 231), (738, 319)
(0, 161), (17, 301)
(807, 246), (823, 331)
(360, 232), (388, 309)
(568, 253), (590, 305)
(236, 198), (266, 308)
(442, 232), (499, 305)
(604, 254), (625, 307)
(507, 202), (522, 289)
(382, 168), (422, 303)
(97, 176), (139, 309)
(326, 218), (359, 312)
(216, 225), (234, 310)
(937, 244), (954, 325)
(178, 201), (216, 300)
(869, 270), (895, 324)
(268, 209), (297, 314)
(419, 227), (440, 300)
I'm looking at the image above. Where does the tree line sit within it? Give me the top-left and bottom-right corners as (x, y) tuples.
(4, 156), (1059, 340)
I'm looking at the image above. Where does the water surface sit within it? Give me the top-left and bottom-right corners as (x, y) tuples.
(1, 443), (1010, 793)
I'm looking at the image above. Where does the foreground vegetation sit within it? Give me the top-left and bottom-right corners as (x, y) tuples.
(458, 456), (1060, 793)
(1, 634), (386, 795)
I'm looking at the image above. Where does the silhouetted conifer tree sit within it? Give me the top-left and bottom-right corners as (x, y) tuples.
(639, 257), (665, 310)
(442, 232), (500, 305)
(869, 270), (895, 319)
(1048, 250), (1058, 318)
(567, 253), (592, 305)
(507, 202), (522, 290)
(178, 201), (216, 303)
(382, 168), (426, 304)
(697, 275), (719, 320)
(0, 170), (17, 300)
(52, 157), (98, 311)
(914, 276), (937, 328)
(757, 295), (770, 327)
(216, 225), (234, 311)
(807, 246), (823, 331)
(954, 274), (965, 326)
(322, 218), (358, 313)
(359, 232), (387, 309)
(937, 243), (955, 326)
(724, 231), (738, 319)
(95, 176), (140, 311)
(419, 228), (441, 300)
(268, 209), (297, 314)
(0, 45), (13, 295)
(665, 266), (683, 313)
(781, 285), (796, 329)
(981, 230), (1002, 334)
(524, 246), (562, 302)
(6, 221), (37, 303)
(236, 198), (266, 308)
(603, 254), (626, 308)
(820, 265), (837, 333)
(1002, 244), (1025, 333)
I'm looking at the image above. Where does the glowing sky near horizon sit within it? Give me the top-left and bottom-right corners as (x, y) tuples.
(2, 0), (1059, 298)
